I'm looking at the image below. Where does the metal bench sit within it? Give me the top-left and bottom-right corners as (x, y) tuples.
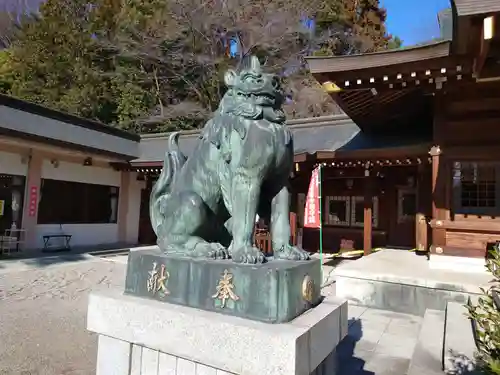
(42, 234), (72, 253)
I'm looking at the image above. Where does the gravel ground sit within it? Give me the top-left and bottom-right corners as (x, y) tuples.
(0, 257), (126, 375)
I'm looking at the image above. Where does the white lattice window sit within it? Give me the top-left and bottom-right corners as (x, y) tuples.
(453, 161), (500, 215)
(351, 196), (378, 228)
(324, 196), (350, 226)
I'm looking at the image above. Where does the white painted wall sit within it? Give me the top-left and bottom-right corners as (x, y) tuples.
(125, 172), (145, 244)
(0, 150), (27, 176)
(34, 160), (122, 248)
(41, 160), (121, 186)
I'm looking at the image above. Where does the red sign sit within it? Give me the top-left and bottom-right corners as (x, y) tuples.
(28, 186), (38, 217)
(304, 167), (321, 228)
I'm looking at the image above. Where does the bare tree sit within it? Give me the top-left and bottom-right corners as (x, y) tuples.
(0, 0), (39, 48)
(98, 0), (335, 126)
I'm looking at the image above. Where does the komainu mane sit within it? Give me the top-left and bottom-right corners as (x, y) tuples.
(150, 56), (310, 264)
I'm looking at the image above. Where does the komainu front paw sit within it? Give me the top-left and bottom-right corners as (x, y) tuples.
(231, 245), (266, 264)
(194, 242), (230, 259)
(274, 245), (310, 261)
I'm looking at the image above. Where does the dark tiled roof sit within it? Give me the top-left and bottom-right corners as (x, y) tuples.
(133, 115), (430, 164)
(0, 94), (140, 160)
(0, 94), (139, 141)
(138, 130), (201, 163)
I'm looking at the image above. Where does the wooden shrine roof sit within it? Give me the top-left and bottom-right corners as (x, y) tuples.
(453, 0), (500, 16)
(307, 41), (452, 76)
(131, 115), (430, 168)
(305, 1), (500, 130)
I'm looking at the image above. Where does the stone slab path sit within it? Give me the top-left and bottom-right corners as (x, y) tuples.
(337, 303), (423, 375)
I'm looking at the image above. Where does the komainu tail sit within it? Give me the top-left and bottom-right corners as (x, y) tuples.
(149, 132), (187, 236)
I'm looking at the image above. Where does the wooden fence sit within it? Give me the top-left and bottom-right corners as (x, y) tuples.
(254, 213), (297, 255)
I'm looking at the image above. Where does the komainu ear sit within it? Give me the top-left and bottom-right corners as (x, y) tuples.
(224, 70), (237, 87)
(249, 55), (261, 73)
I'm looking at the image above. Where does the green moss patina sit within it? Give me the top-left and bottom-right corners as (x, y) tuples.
(149, 56), (310, 264)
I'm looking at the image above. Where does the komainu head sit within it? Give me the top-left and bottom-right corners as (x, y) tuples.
(222, 56), (286, 123)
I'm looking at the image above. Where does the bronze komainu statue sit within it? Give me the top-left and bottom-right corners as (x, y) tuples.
(150, 56), (310, 264)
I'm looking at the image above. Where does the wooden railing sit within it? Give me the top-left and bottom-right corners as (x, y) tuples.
(254, 213), (297, 255)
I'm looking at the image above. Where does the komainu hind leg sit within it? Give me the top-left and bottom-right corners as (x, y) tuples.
(157, 191), (229, 259)
(271, 184), (310, 261)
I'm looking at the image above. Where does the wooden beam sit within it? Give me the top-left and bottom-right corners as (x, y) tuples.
(429, 245), (485, 258)
(316, 151), (337, 160)
(430, 219), (500, 232)
(429, 146), (441, 219)
(429, 145), (447, 254)
(294, 153), (308, 163)
(335, 144), (430, 160)
(446, 109), (500, 122)
(447, 97), (500, 113)
(445, 145), (500, 159)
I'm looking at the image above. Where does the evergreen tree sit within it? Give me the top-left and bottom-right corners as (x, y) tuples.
(388, 35), (403, 49)
(5, 0), (155, 131)
(0, 49), (14, 92)
(343, 0), (390, 52)
(314, 0), (391, 55)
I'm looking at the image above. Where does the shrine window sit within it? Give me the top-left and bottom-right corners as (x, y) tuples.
(322, 195), (378, 228)
(324, 196), (350, 226)
(453, 162), (500, 215)
(351, 196), (379, 228)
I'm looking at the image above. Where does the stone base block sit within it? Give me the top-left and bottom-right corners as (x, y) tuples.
(336, 277), (475, 316)
(335, 275), (476, 316)
(87, 290), (348, 375)
(333, 250), (487, 316)
(125, 249), (322, 323)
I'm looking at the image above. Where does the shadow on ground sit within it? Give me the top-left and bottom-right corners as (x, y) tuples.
(0, 242), (138, 269)
(336, 318), (375, 375)
(323, 257), (348, 268)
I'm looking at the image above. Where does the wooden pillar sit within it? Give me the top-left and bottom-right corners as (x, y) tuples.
(415, 163), (428, 251)
(429, 146), (446, 253)
(363, 166), (373, 256)
(430, 146), (441, 218)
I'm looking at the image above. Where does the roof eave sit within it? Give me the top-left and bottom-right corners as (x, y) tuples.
(305, 41), (452, 75)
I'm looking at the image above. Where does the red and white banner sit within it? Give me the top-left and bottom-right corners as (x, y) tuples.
(28, 186), (38, 217)
(304, 167), (321, 228)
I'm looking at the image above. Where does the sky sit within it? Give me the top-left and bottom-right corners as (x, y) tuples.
(381, 0), (452, 46)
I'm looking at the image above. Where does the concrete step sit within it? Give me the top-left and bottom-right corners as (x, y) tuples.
(407, 309), (445, 375)
(443, 302), (479, 374)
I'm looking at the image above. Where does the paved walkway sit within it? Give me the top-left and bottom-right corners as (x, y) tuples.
(0, 252), (422, 375)
(0, 256), (127, 374)
(337, 304), (422, 375)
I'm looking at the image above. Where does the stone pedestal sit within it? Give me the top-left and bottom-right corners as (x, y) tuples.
(87, 290), (348, 375)
(125, 249), (322, 323)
